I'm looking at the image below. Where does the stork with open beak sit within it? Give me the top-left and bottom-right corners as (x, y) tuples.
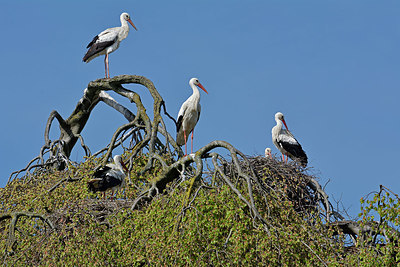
(83, 12), (137, 78)
(271, 112), (308, 167)
(176, 78), (208, 156)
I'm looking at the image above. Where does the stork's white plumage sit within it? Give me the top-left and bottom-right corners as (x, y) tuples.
(271, 112), (308, 167)
(176, 78), (208, 156)
(88, 155), (128, 199)
(83, 12), (137, 78)
(265, 147), (272, 159)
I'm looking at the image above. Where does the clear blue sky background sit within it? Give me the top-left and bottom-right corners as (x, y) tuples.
(0, 1), (399, 217)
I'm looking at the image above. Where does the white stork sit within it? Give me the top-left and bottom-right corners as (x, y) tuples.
(88, 155), (128, 199)
(176, 78), (208, 156)
(271, 112), (308, 167)
(265, 147), (272, 159)
(83, 12), (137, 78)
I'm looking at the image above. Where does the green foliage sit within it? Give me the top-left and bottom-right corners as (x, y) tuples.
(352, 186), (400, 266)
(0, 155), (399, 266)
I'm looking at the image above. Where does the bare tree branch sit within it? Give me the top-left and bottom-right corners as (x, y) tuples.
(9, 75), (180, 184)
(0, 212), (54, 253)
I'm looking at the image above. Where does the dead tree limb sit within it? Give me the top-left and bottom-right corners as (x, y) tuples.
(0, 212), (54, 253)
(99, 91), (135, 121)
(9, 75), (180, 184)
(327, 185), (400, 246)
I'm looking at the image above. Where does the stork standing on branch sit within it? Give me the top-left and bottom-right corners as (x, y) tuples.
(88, 155), (128, 199)
(176, 78), (208, 156)
(83, 12), (137, 78)
(271, 112), (308, 167)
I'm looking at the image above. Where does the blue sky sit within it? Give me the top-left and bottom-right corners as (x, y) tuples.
(0, 1), (399, 217)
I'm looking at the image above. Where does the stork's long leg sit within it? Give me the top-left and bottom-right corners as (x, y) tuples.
(107, 54), (110, 78)
(184, 130), (187, 156)
(104, 54), (108, 78)
(283, 154), (288, 163)
(191, 129), (194, 154)
(107, 55), (110, 78)
(104, 53), (111, 78)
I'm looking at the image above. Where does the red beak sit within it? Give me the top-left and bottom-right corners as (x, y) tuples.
(128, 19), (138, 31)
(282, 119), (289, 130)
(197, 82), (208, 94)
(120, 159), (129, 173)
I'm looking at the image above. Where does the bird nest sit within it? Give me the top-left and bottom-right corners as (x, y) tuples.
(48, 199), (136, 230)
(221, 155), (331, 219)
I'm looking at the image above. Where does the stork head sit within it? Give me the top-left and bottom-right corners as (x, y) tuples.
(275, 112), (289, 130)
(265, 147), (272, 159)
(113, 155), (129, 173)
(121, 12), (137, 31)
(190, 77), (208, 94)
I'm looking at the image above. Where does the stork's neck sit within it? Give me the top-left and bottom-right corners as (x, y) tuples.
(189, 82), (201, 102)
(121, 19), (130, 30)
(113, 156), (126, 174)
(116, 161), (126, 174)
(119, 18), (130, 40)
(275, 118), (283, 132)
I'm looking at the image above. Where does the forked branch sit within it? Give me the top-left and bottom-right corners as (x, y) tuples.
(0, 212), (54, 253)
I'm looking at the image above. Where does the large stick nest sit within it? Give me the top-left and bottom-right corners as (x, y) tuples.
(222, 154), (334, 220)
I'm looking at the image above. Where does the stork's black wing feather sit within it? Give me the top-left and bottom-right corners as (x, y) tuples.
(176, 115), (183, 132)
(93, 166), (112, 178)
(83, 37), (117, 62)
(88, 175), (122, 192)
(196, 110), (201, 123)
(278, 140), (308, 167)
(86, 35), (99, 48)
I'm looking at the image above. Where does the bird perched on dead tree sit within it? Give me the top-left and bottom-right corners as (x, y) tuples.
(176, 78), (208, 156)
(83, 12), (137, 78)
(271, 112), (308, 167)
